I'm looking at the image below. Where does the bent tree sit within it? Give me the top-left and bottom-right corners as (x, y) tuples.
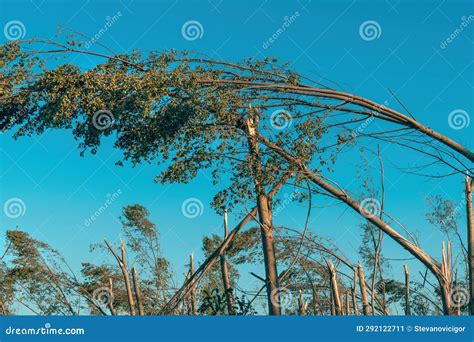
(1, 38), (472, 314)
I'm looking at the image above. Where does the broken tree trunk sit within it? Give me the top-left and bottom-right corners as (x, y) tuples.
(220, 209), (235, 315)
(440, 241), (454, 315)
(132, 267), (144, 316)
(357, 262), (371, 315)
(104, 240), (136, 316)
(244, 113), (280, 315)
(466, 176), (474, 315)
(326, 260), (342, 315)
(404, 265), (410, 315)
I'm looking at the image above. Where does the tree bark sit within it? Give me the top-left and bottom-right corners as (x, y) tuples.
(440, 241), (454, 315)
(220, 209), (235, 315)
(466, 176), (474, 315)
(351, 286), (358, 316)
(132, 267), (144, 315)
(327, 260), (342, 315)
(104, 240), (136, 316)
(244, 113), (280, 315)
(189, 254), (197, 315)
(357, 263), (371, 315)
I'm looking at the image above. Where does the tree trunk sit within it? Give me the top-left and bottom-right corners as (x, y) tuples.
(351, 286), (358, 315)
(440, 241), (454, 315)
(132, 267), (144, 315)
(466, 176), (474, 315)
(403, 265), (410, 315)
(104, 240), (136, 316)
(220, 209), (235, 315)
(327, 260), (342, 315)
(244, 113), (280, 315)
(357, 262), (371, 315)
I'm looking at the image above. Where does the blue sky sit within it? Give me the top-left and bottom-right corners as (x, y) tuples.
(0, 0), (473, 310)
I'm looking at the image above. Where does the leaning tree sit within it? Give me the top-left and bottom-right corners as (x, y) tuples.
(1, 37), (472, 314)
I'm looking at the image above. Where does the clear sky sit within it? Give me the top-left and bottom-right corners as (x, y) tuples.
(0, 0), (472, 308)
